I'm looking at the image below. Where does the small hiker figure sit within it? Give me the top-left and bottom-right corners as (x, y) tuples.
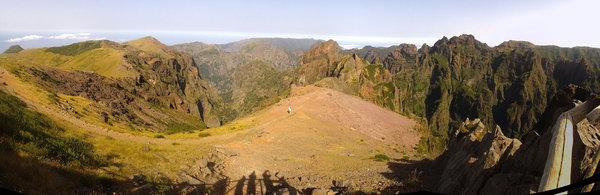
(288, 106), (292, 114)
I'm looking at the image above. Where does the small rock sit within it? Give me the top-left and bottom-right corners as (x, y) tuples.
(131, 183), (153, 194)
(310, 188), (332, 195)
(196, 157), (208, 168)
(129, 173), (145, 185)
(224, 150), (238, 157)
(334, 180), (351, 188)
(180, 164), (190, 170)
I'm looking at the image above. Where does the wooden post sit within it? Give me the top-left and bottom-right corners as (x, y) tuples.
(538, 100), (600, 194)
(538, 112), (573, 194)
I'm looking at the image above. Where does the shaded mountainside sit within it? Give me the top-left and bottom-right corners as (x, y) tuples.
(430, 85), (600, 194)
(232, 60), (292, 116)
(173, 40), (301, 118)
(1, 37), (227, 131)
(218, 38), (321, 52)
(296, 35), (600, 154)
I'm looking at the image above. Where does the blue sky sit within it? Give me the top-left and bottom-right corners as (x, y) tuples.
(1, 0), (598, 51)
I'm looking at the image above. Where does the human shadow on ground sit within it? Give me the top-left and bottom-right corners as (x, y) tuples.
(376, 158), (439, 194)
(219, 170), (298, 195)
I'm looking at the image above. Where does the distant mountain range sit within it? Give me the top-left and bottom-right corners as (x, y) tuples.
(218, 37), (323, 52)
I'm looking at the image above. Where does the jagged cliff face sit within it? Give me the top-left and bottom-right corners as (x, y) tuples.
(173, 40), (301, 103)
(173, 40), (299, 120)
(338, 35), (600, 140)
(294, 40), (342, 86)
(122, 38), (225, 127)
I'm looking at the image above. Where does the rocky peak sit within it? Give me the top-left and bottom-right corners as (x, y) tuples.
(124, 36), (175, 57)
(3, 45), (24, 54)
(371, 56), (382, 65)
(431, 34), (490, 55)
(398, 44), (418, 57)
(497, 40), (536, 49)
(294, 40), (342, 85)
(450, 34), (490, 50)
(418, 43), (430, 54)
(301, 39), (340, 63)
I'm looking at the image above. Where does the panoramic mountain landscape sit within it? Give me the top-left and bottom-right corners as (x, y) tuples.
(2, 33), (600, 194)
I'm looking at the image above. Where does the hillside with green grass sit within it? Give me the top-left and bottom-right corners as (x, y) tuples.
(232, 60), (292, 115)
(0, 87), (114, 194)
(1, 37), (227, 131)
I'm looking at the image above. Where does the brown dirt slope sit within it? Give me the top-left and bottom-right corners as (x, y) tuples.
(220, 85), (419, 192)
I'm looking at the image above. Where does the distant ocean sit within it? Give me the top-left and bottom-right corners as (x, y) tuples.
(0, 31), (413, 52)
(0, 31), (252, 52)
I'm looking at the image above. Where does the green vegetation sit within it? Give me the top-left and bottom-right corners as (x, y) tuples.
(45, 41), (102, 56)
(143, 174), (172, 193)
(154, 134), (165, 138)
(166, 121), (205, 135)
(233, 60), (292, 116)
(0, 90), (107, 166)
(198, 132), (211, 137)
(432, 54), (448, 68)
(199, 48), (219, 55)
(0, 89), (117, 193)
(47, 92), (60, 104)
(372, 154), (391, 162)
(363, 65), (386, 81)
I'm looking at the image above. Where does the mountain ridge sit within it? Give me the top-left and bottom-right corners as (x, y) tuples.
(4, 34), (600, 194)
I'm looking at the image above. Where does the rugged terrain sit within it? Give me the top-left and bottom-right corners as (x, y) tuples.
(429, 85), (600, 194)
(294, 35), (600, 156)
(3, 34), (600, 194)
(173, 39), (307, 118)
(0, 37), (422, 194)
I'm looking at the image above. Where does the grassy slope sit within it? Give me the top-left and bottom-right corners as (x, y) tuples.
(124, 36), (172, 58)
(0, 60), (215, 193)
(11, 45), (136, 79)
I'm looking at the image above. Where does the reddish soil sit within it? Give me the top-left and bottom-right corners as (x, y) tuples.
(220, 85), (420, 193)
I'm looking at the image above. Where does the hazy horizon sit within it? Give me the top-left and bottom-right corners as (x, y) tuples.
(2, 0), (599, 51)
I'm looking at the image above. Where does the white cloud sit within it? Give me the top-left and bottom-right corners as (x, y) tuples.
(4, 35), (44, 42)
(339, 44), (360, 50)
(47, 33), (101, 40)
(4, 33), (106, 43)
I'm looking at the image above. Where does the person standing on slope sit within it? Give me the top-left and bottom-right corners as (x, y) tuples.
(288, 106), (292, 114)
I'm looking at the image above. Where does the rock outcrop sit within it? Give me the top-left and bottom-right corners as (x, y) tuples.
(433, 85), (600, 194)
(294, 40), (341, 86)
